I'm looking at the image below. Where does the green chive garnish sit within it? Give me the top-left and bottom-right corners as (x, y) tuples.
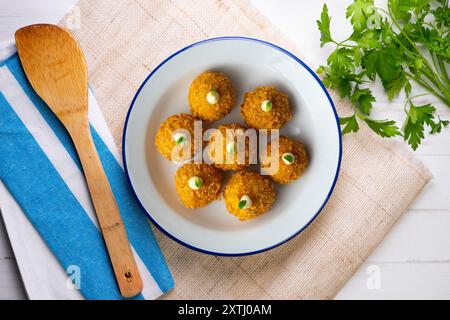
(238, 200), (247, 209)
(283, 154), (294, 163)
(176, 136), (185, 145)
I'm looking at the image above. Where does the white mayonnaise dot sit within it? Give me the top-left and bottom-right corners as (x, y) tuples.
(239, 195), (252, 209)
(173, 132), (187, 145)
(261, 99), (273, 112)
(188, 176), (203, 190)
(226, 141), (236, 154)
(282, 152), (295, 165)
(206, 89), (220, 104)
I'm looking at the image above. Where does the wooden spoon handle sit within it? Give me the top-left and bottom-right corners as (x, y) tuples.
(67, 115), (143, 298)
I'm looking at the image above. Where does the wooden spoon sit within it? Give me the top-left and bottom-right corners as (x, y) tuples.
(15, 24), (143, 298)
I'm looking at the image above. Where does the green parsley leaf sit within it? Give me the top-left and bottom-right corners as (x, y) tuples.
(388, 0), (413, 21)
(414, 58), (423, 70)
(346, 0), (375, 30)
(380, 18), (394, 44)
(350, 29), (381, 49)
(364, 118), (401, 138)
(385, 74), (408, 100)
(430, 117), (449, 135)
(403, 103), (436, 150)
(317, 4), (333, 47)
(362, 47), (401, 85)
(317, 65), (326, 74)
(322, 70), (354, 97)
(340, 114), (360, 135)
(389, 0), (430, 22)
(433, 3), (450, 27)
(328, 47), (355, 72)
(351, 87), (375, 114)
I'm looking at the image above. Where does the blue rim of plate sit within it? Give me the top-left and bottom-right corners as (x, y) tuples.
(122, 36), (342, 256)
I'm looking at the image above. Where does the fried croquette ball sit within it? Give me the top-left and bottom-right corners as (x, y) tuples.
(223, 171), (276, 221)
(261, 136), (308, 184)
(188, 71), (235, 122)
(174, 164), (223, 208)
(240, 86), (292, 129)
(207, 123), (252, 171)
(155, 113), (200, 162)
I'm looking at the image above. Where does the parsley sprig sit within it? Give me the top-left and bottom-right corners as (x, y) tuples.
(317, 0), (450, 150)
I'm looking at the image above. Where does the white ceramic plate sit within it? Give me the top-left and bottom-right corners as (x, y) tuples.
(123, 37), (341, 256)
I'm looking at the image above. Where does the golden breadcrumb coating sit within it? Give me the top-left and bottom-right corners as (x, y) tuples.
(188, 71), (235, 122)
(261, 136), (308, 184)
(207, 123), (252, 171)
(175, 164), (223, 208)
(223, 171), (276, 221)
(155, 113), (200, 162)
(240, 86), (292, 129)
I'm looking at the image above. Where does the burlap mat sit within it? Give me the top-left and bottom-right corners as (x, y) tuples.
(60, 0), (431, 299)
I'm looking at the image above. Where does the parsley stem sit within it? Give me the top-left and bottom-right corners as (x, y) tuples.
(430, 53), (450, 92)
(437, 56), (450, 88)
(382, 7), (422, 55)
(337, 42), (355, 48)
(403, 93), (431, 113)
(331, 39), (355, 48)
(404, 72), (450, 105)
(379, 5), (450, 101)
(355, 109), (367, 121)
(394, 37), (450, 105)
(421, 67), (450, 100)
(421, 67), (442, 91)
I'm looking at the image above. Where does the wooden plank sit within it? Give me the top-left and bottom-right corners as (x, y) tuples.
(339, 209), (450, 299)
(0, 0), (76, 40)
(336, 261), (450, 299)
(367, 210), (450, 262)
(409, 156), (450, 210)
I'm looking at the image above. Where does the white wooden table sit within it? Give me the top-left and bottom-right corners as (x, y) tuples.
(0, 0), (449, 300)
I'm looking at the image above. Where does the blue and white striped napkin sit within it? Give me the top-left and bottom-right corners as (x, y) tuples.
(0, 51), (173, 300)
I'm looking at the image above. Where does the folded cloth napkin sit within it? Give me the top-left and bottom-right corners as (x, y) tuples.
(0, 52), (173, 300)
